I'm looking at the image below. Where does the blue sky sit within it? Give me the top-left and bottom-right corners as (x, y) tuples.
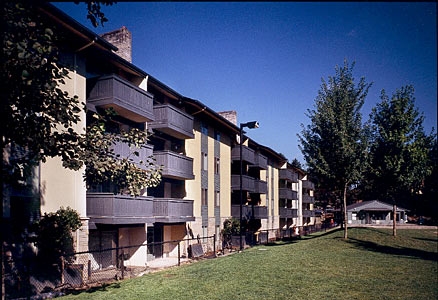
(53, 2), (437, 164)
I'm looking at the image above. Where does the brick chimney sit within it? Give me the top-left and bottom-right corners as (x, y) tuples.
(101, 26), (132, 63)
(218, 111), (237, 126)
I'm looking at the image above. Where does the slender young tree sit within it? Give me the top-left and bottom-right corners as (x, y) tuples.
(366, 86), (434, 236)
(298, 61), (371, 239)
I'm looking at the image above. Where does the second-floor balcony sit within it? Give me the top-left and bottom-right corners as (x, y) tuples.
(302, 180), (315, 190)
(231, 145), (255, 164)
(302, 210), (316, 218)
(87, 193), (154, 224)
(86, 193), (194, 224)
(87, 74), (154, 123)
(231, 175), (255, 192)
(253, 179), (268, 194)
(231, 205), (268, 219)
(149, 104), (194, 139)
(251, 153), (267, 170)
(279, 188), (298, 200)
(154, 150), (194, 180)
(111, 141), (153, 170)
(279, 169), (298, 183)
(153, 198), (195, 223)
(302, 194), (315, 204)
(279, 207), (298, 218)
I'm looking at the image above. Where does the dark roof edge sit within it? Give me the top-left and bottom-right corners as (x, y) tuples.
(183, 97), (240, 134)
(40, 3), (117, 51)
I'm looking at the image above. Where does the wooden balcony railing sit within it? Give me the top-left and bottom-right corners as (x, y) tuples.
(87, 74), (154, 122)
(279, 169), (298, 182)
(231, 145), (255, 164)
(302, 194), (315, 204)
(279, 207), (298, 218)
(87, 193), (194, 224)
(231, 175), (255, 192)
(111, 141), (153, 170)
(86, 193), (154, 224)
(149, 104), (194, 139)
(302, 180), (315, 190)
(231, 205), (268, 219)
(154, 150), (194, 180)
(254, 179), (268, 194)
(251, 153), (267, 170)
(279, 188), (298, 200)
(153, 198), (195, 223)
(302, 210), (316, 218)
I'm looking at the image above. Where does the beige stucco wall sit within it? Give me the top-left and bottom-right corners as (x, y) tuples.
(219, 134), (232, 218)
(186, 128), (202, 217)
(186, 121), (233, 240)
(39, 53), (88, 251)
(39, 53), (87, 217)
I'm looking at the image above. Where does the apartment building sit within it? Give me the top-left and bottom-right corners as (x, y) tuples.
(296, 169), (316, 226)
(4, 3), (315, 266)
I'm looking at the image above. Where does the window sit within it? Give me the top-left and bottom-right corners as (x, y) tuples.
(215, 191), (220, 207)
(201, 122), (208, 135)
(214, 157), (220, 174)
(214, 130), (220, 141)
(202, 152), (208, 171)
(202, 188), (208, 206)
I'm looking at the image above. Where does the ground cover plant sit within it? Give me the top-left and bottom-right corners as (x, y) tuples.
(62, 228), (437, 300)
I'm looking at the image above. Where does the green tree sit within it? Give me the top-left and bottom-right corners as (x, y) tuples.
(2, 2), (83, 182)
(366, 86), (435, 235)
(421, 138), (438, 221)
(298, 61), (371, 239)
(1, 2), (160, 195)
(80, 111), (161, 196)
(290, 158), (303, 170)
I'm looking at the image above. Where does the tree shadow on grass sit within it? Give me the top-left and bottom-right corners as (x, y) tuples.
(67, 282), (121, 296)
(347, 237), (438, 262)
(300, 228), (344, 240)
(414, 237), (438, 243)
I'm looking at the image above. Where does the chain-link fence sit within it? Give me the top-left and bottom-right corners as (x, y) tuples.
(3, 235), (216, 299)
(3, 224), (335, 299)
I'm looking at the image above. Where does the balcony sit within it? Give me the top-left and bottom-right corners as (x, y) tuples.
(112, 141), (153, 170)
(279, 169), (298, 182)
(279, 207), (298, 218)
(86, 193), (194, 224)
(302, 180), (315, 190)
(231, 145), (255, 164)
(302, 210), (316, 218)
(279, 188), (298, 200)
(231, 205), (268, 219)
(302, 194), (315, 204)
(87, 74), (154, 122)
(149, 104), (194, 139)
(87, 193), (154, 224)
(251, 153), (267, 170)
(231, 175), (255, 192)
(253, 179), (268, 194)
(154, 150), (194, 180)
(153, 198), (195, 223)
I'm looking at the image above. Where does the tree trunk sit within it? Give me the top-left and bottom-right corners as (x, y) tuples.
(343, 184), (348, 239)
(393, 204), (397, 237)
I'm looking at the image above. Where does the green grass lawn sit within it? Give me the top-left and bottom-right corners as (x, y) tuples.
(62, 228), (437, 300)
